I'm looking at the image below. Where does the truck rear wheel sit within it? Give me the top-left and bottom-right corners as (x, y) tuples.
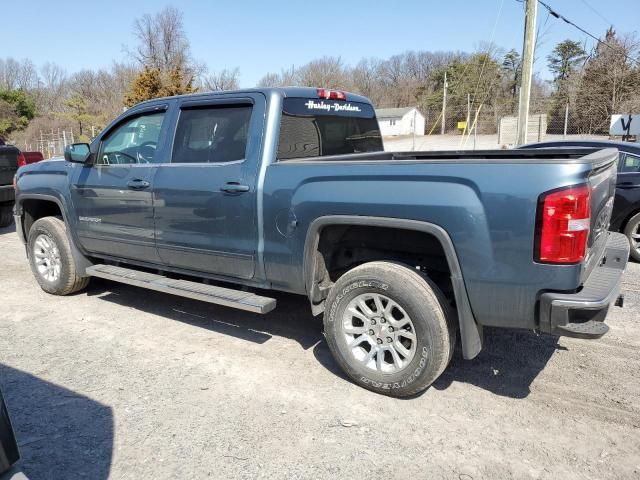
(0, 205), (13, 228)
(323, 261), (455, 397)
(623, 211), (640, 262)
(27, 216), (89, 295)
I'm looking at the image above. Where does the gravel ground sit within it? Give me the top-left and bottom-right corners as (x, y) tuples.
(1, 222), (639, 480)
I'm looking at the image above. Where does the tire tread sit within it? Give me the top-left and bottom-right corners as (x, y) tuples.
(28, 216), (89, 295)
(324, 260), (454, 397)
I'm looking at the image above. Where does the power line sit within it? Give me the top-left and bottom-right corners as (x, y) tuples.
(537, 0), (640, 66)
(578, 0), (613, 27)
(469, 0), (505, 109)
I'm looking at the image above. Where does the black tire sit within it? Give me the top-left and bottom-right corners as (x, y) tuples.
(323, 261), (455, 397)
(623, 212), (640, 262)
(27, 216), (90, 295)
(0, 205), (13, 227)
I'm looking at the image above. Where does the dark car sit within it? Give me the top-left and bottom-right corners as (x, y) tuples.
(522, 140), (640, 261)
(0, 145), (45, 228)
(0, 388), (19, 476)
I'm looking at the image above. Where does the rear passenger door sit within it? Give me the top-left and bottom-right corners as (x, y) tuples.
(615, 151), (640, 221)
(153, 95), (265, 280)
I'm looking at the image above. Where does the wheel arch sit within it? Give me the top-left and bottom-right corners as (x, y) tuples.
(303, 215), (483, 359)
(16, 194), (93, 275)
(618, 207), (640, 234)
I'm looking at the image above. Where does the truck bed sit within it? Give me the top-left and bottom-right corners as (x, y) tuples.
(263, 147), (619, 332)
(280, 147), (615, 164)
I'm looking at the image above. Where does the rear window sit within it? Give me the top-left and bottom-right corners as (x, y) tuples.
(172, 105), (252, 164)
(277, 98), (383, 160)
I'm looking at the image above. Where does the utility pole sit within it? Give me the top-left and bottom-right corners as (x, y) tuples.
(441, 71), (448, 135)
(563, 103), (569, 138)
(516, 0), (537, 145)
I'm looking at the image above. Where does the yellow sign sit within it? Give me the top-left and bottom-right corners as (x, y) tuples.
(457, 121), (467, 130)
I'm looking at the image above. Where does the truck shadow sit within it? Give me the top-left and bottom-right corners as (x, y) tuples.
(86, 279), (560, 400)
(85, 278), (323, 351)
(0, 365), (113, 480)
(312, 328), (562, 400)
(431, 328), (563, 399)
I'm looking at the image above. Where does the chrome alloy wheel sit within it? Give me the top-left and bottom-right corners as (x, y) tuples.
(629, 220), (640, 255)
(33, 233), (62, 282)
(342, 293), (417, 373)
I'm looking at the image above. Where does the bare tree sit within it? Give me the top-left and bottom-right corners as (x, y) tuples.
(203, 68), (240, 91)
(350, 58), (382, 102)
(0, 58), (38, 90)
(297, 56), (348, 89)
(257, 72), (282, 87)
(256, 66), (298, 87)
(37, 62), (67, 112)
(575, 29), (640, 133)
(130, 6), (193, 75)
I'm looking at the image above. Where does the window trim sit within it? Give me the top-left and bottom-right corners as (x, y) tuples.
(169, 98), (255, 166)
(95, 107), (168, 167)
(620, 151), (640, 173)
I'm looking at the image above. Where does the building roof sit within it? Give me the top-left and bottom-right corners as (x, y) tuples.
(375, 107), (418, 119)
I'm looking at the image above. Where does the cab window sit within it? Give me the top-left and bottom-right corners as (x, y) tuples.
(98, 112), (165, 165)
(171, 105), (252, 164)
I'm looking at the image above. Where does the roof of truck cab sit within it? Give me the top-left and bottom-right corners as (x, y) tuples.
(134, 87), (372, 107)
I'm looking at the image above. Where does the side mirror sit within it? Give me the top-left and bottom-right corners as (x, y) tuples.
(64, 143), (91, 164)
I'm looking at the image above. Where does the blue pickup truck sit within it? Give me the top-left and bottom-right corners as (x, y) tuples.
(13, 87), (629, 397)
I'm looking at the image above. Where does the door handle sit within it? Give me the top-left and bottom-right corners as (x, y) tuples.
(127, 179), (150, 190)
(221, 182), (250, 194)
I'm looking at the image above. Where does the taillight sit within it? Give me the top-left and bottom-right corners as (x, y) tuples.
(317, 88), (346, 100)
(536, 184), (591, 264)
(17, 152), (26, 167)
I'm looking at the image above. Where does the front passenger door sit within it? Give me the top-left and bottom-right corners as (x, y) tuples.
(71, 109), (167, 263)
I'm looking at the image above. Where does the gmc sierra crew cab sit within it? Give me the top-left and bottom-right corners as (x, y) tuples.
(13, 87), (628, 397)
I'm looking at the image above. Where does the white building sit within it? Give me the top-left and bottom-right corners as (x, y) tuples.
(375, 107), (425, 137)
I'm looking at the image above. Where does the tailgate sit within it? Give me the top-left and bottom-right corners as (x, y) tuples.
(583, 148), (619, 280)
(0, 147), (19, 186)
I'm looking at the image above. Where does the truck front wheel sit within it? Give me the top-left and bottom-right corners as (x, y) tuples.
(323, 261), (455, 397)
(27, 216), (89, 295)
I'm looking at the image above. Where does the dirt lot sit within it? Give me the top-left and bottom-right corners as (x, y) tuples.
(1, 222), (639, 480)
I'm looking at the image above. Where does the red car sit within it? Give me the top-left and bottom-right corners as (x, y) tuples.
(0, 144), (44, 227)
(19, 151), (45, 167)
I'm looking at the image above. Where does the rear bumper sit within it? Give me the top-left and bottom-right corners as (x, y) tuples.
(539, 232), (629, 339)
(0, 186), (14, 204)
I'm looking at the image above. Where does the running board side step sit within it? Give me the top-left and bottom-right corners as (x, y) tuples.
(86, 264), (276, 314)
